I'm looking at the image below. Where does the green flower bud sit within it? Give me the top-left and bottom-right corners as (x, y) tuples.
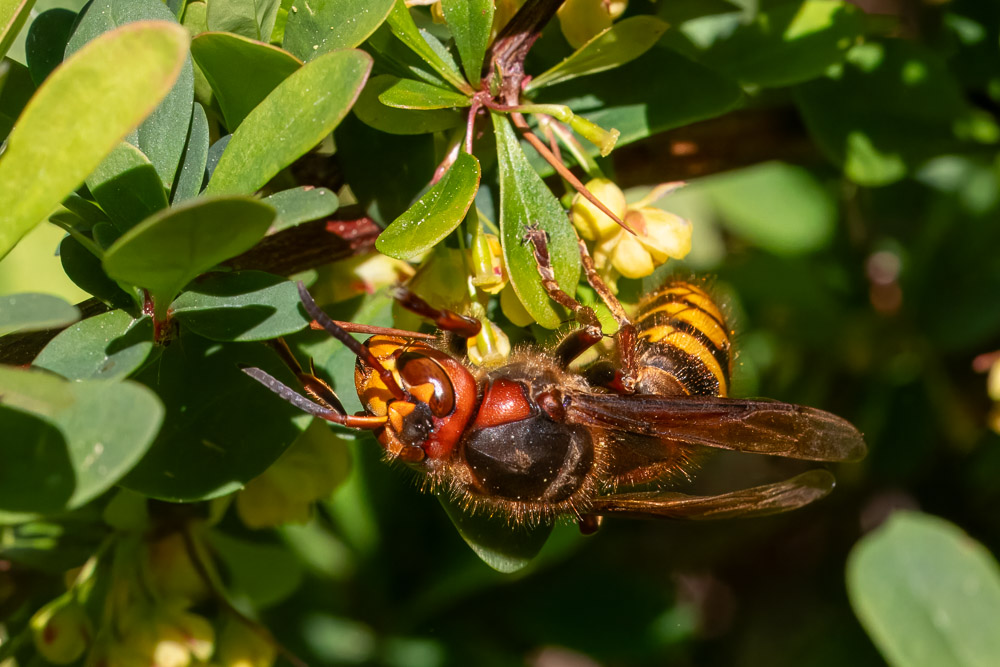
(216, 618), (276, 667)
(31, 596), (92, 665)
(571, 178), (627, 242)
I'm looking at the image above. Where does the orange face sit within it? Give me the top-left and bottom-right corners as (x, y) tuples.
(354, 336), (478, 462)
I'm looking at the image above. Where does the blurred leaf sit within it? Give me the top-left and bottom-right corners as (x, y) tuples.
(385, 0), (470, 93)
(102, 196), (275, 318)
(190, 31), (301, 130)
(795, 40), (995, 186)
(121, 331), (307, 501)
(172, 102), (210, 203)
(85, 142), (169, 233)
(283, 0), (394, 60)
(698, 0), (863, 88)
(0, 0), (35, 60)
(0, 21), (188, 260)
(205, 48), (371, 195)
(848, 512), (1000, 667)
(33, 309), (154, 381)
(66, 0), (195, 189)
(0, 365), (164, 512)
(376, 151), (481, 261)
(705, 162), (836, 255)
(378, 77), (471, 109)
(441, 0), (492, 83)
(438, 493), (553, 573)
(172, 270), (309, 341)
(24, 8), (76, 85)
(0, 293), (80, 336)
(0, 57), (34, 139)
(207, 531), (305, 608)
(264, 186), (339, 231)
(530, 45), (743, 162)
(493, 113), (580, 329)
(354, 73), (464, 134)
(206, 0), (280, 41)
(527, 16), (669, 92)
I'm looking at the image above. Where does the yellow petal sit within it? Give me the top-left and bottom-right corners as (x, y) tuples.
(633, 207), (692, 262)
(571, 178), (627, 241)
(610, 233), (655, 278)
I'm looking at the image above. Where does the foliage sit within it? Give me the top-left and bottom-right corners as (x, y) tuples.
(1, 0), (999, 665)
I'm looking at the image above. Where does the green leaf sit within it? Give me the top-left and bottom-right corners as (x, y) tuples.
(0, 0), (35, 60)
(190, 31), (301, 130)
(0, 365), (164, 512)
(0, 293), (80, 336)
(704, 162), (836, 255)
(795, 40), (989, 186)
(0, 21), (189, 260)
(353, 73), (464, 135)
(207, 531), (305, 608)
(102, 196), (275, 317)
(66, 0), (195, 189)
(0, 57), (34, 140)
(385, 0), (470, 93)
(206, 0), (280, 41)
(24, 8), (76, 85)
(376, 151), (480, 261)
(492, 113), (580, 329)
(264, 186), (339, 232)
(438, 493), (553, 573)
(205, 48), (371, 196)
(698, 0), (864, 88)
(32, 309), (154, 381)
(441, 0), (492, 83)
(172, 101), (210, 203)
(527, 16), (669, 92)
(530, 46), (743, 167)
(283, 0), (394, 60)
(59, 235), (134, 308)
(377, 76), (471, 109)
(120, 331), (307, 501)
(847, 512), (1000, 667)
(171, 271), (309, 341)
(85, 142), (170, 233)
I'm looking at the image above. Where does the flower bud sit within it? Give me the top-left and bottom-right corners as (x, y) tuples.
(145, 531), (211, 604)
(470, 230), (508, 294)
(571, 178), (627, 242)
(557, 0), (623, 49)
(467, 319), (512, 367)
(216, 618), (277, 667)
(31, 596), (92, 664)
(605, 231), (655, 279)
(989, 357), (1000, 401)
(500, 285), (535, 327)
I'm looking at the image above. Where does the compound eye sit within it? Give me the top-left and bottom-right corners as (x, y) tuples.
(396, 352), (456, 417)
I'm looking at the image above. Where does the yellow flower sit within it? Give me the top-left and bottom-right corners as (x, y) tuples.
(31, 596), (92, 665)
(557, 0), (628, 49)
(570, 178), (627, 242)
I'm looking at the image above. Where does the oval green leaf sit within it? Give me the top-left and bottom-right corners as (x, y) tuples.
(0, 58), (35, 141)
(205, 48), (371, 196)
(441, 0), (492, 83)
(492, 113), (580, 329)
(847, 512), (1000, 667)
(102, 196), (276, 315)
(85, 142), (170, 233)
(171, 271), (310, 341)
(191, 31), (301, 130)
(438, 493), (553, 573)
(0, 293), (80, 336)
(0, 20), (188, 260)
(33, 309), (154, 381)
(376, 151), (481, 261)
(283, 0), (394, 61)
(206, 0), (280, 42)
(378, 76), (471, 109)
(59, 235), (134, 309)
(353, 74), (464, 135)
(264, 186), (339, 232)
(172, 102), (210, 203)
(66, 0), (196, 189)
(0, 364), (165, 512)
(120, 331), (307, 501)
(527, 16), (669, 92)
(385, 0), (470, 93)
(25, 8), (76, 85)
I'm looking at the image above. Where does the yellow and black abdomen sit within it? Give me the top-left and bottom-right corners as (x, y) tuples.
(633, 281), (732, 397)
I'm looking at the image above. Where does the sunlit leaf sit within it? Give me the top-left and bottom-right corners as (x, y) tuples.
(205, 48), (371, 196)
(385, 0), (470, 93)
(492, 113), (580, 329)
(441, 0), (492, 83)
(0, 21), (188, 259)
(848, 512), (1000, 667)
(376, 151), (481, 261)
(85, 142), (169, 233)
(206, 0), (280, 42)
(33, 310), (154, 381)
(0, 0), (35, 60)
(172, 102), (210, 203)
(283, 0), (394, 60)
(0, 293), (80, 336)
(265, 186), (340, 232)
(378, 76), (471, 109)
(527, 16), (669, 92)
(353, 73), (464, 135)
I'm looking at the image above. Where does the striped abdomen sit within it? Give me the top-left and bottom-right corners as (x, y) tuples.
(634, 281), (732, 397)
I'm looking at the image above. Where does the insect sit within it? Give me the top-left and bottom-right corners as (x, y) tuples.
(242, 232), (865, 530)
